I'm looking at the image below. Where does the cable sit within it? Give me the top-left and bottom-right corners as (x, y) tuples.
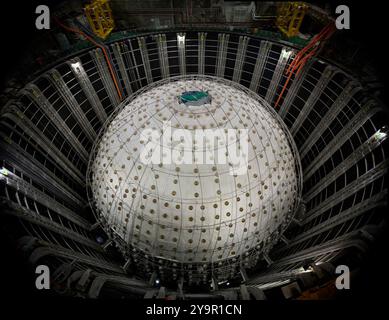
(274, 22), (336, 110)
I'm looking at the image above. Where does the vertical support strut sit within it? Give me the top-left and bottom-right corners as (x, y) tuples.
(2, 201), (99, 250)
(137, 37), (153, 84)
(22, 84), (89, 162)
(299, 82), (361, 158)
(156, 34), (170, 79)
(126, 39), (142, 90)
(304, 160), (389, 224)
(0, 139), (85, 207)
(216, 33), (229, 78)
(91, 48), (121, 107)
(304, 130), (389, 201)
(177, 33), (186, 76)
(198, 32), (207, 75)
(291, 66), (336, 135)
(111, 42), (133, 96)
(232, 36), (249, 83)
(286, 192), (387, 247)
(303, 100), (380, 180)
(68, 58), (108, 125)
(249, 41), (272, 93)
(265, 47), (292, 105)
(278, 60), (314, 119)
(1, 170), (89, 227)
(46, 69), (96, 142)
(1, 104), (84, 184)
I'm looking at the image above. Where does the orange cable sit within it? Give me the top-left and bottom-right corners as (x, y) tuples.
(286, 23), (334, 75)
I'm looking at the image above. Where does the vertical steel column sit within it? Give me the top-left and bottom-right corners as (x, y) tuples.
(28, 240), (124, 273)
(111, 42), (133, 96)
(278, 60), (314, 119)
(156, 34), (170, 79)
(22, 84), (89, 162)
(304, 160), (389, 223)
(299, 82), (361, 158)
(91, 48), (121, 107)
(0, 140), (85, 207)
(2, 201), (99, 250)
(46, 69), (96, 142)
(232, 36), (249, 83)
(285, 192), (386, 247)
(137, 37), (153, 84)
(290, 66), (336, 135)
(216, 33), (229, 78)
(1, 104), (84, 184)
(303, 100), (380, 180)
(304, 129), (389, 202)
(270, 232), (372, 268)
(126, 39), (142, 90)
(249, 41), (272, 92)
(198, 32), (207, 75)
(177, 33), (186, 76)
(68, 58), (108, 124)
(2, 170), (90, 228)
(265, 47), (292, 104)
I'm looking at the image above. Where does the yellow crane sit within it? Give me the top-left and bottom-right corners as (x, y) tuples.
(84, 0), (115, 39)
(276, 2), (308, 38)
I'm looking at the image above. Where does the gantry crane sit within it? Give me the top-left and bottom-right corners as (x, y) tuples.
(276, 2), (308, 38)
(84, 0), (114, 39)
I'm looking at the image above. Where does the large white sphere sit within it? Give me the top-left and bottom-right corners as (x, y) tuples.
(89, 77), (301, 281)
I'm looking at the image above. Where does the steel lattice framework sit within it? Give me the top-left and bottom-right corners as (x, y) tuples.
(0, 30), (387, 297)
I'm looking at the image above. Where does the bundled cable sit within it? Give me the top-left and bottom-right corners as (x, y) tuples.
(274, 22), (336, 109)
